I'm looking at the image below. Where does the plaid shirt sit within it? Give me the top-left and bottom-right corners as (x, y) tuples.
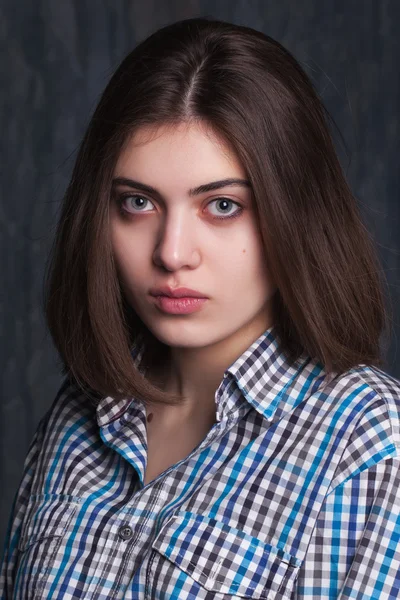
(1, 325), (400, 599)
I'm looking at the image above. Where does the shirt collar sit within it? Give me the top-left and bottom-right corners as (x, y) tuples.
(96, 325), (327, 428)
(222, 325), (327, 423)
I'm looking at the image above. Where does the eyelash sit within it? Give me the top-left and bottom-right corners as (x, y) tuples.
(115, 193), (244, 222)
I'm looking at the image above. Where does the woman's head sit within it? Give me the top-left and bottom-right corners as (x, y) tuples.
(111, 120), (277, 374)
(44, 17), (391, 406)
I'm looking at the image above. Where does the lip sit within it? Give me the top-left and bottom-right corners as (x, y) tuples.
(149, 286), (208, 299)
(152, 295), (208, 315)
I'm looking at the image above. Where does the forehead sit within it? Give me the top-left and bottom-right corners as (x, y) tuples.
(114, 120), (246, 179)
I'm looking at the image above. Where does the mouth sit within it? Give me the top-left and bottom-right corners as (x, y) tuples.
(151, 294), (208, 315)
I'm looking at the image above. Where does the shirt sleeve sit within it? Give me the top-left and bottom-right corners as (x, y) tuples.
(296, 455), (400, 600)
(0, 413), (47, 599)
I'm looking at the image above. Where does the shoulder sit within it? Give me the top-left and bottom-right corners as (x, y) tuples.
(22, 378), (101, 498)
(322, 364), (400, 492)
(36, 377), (97, 452)
(357, 364), (400, 434)
(328, 363), (400, 445)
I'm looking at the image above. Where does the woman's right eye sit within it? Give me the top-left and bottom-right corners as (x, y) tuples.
(117, 194), (154, 214)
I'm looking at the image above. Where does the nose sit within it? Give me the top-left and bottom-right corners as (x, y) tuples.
(152, 208), (201, 272)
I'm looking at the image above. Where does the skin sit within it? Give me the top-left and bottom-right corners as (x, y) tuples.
(110, 120), (277, 432)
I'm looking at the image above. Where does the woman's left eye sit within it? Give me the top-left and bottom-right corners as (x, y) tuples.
(207, 198), (243, 220)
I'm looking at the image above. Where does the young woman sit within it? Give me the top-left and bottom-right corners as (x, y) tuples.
(1, 16), (399, 600)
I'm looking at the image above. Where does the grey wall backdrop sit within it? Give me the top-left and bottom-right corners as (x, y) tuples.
(1, 0), (399, 550)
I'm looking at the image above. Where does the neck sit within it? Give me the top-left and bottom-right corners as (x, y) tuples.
(145, 317), (273, 424)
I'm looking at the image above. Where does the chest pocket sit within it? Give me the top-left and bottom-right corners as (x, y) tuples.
(16, 494), (81, 600)
(148, 511), (302, 600)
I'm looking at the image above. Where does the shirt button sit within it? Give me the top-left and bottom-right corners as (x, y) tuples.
(118, 525), (133, 540)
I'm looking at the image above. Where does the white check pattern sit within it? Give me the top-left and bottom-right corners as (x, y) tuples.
(1, 324), (400, 599)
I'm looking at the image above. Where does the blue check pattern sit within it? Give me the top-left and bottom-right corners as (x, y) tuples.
(1, 324), (400, 599)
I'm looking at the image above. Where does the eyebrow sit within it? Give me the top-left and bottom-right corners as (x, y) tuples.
(112, 177), (252, 197)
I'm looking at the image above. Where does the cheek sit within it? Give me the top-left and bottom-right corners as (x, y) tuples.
(220, 231), (267, 278)
(222, 235), (274, 298)
(111, 226), (147, 285)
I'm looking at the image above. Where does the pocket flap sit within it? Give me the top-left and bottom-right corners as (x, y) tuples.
(152, 512), (302, 599)
(18, 493), (81, 552)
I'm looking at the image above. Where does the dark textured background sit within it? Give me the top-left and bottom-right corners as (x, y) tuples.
(1, 0), (399, 550)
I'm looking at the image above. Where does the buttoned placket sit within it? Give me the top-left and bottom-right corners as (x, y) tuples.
(95, 372), (251, 597)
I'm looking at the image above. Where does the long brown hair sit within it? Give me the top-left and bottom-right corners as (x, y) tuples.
(43, 17), (392, 408)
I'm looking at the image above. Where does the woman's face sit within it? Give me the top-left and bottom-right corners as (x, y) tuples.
(110, 120), (277, 352)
